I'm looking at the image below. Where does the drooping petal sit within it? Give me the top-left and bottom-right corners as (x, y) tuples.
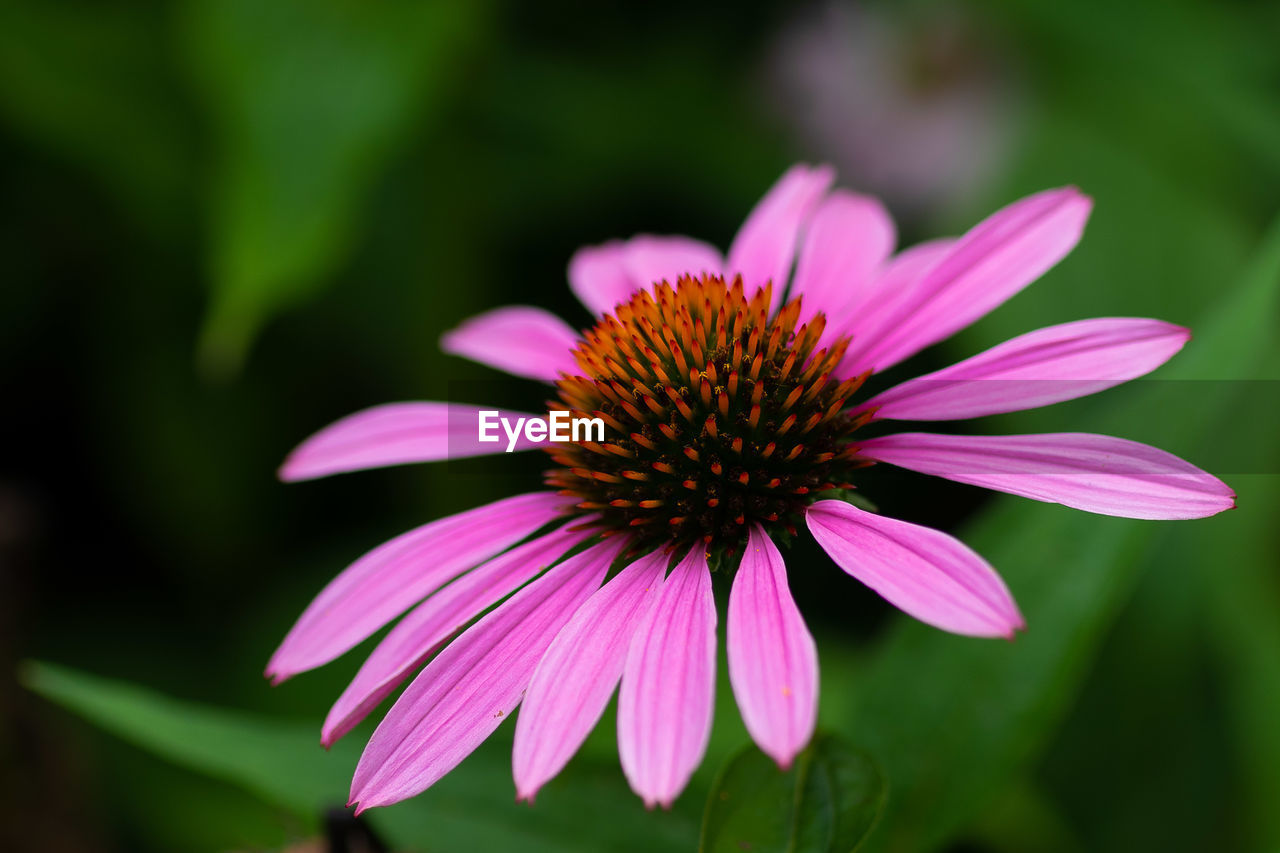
(322, 522), (587, 746)
(806, 499), (1023, 638)
(856, 432), (1235, 520)
(618, 545), (717, 808)
(279, 403), (544, 481)
(440, 305), (582, 381)
(727, 526), (818, 769)
(727, 163), (835, 310)
(513, 548), (671, 801)
(835, 238), (955, 374)
(568, 241), (636, 316)
(623, 235), (723, 289)
(857, 318), (1190, 421)
(349, 538), (622, 812)
(790, 189), (895, 324)
(845, 187), (1093, 373)
(265, 492), (571, 682)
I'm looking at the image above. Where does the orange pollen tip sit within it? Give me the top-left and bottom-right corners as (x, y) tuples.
(547, 272), (869, 549)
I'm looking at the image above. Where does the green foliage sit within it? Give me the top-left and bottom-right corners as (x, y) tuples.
(22, 661), (355, 817)
(0, 2), (192, 225)
(852, 216), (1280, 852)
(6, 1), (1280, 851)
(22, 661), (698, 853)
(700, 735), (886, 853)
(184, 0), (486, 377)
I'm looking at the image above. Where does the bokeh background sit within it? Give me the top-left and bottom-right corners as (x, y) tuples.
(3, 1), (1278, 851)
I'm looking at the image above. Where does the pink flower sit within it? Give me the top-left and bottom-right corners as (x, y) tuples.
(764, 3), (1017, 216)
(269, 164), (1234, 813)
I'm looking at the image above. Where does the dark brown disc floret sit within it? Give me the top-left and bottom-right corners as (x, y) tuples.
(545, 273), (874, 556)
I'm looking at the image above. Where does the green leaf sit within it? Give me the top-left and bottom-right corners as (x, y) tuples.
(700, 734), (886, 853)
(184, 0), (485, 377)
(0, 1), (192, 225)
(1200, 472), (1280, 851)
(22, 660), (698, 853)
(1006, 0), (1280, 179)
(853, 213), (1280, 853)
(22, 660), (349, 816)
(1170, 340), (1280, 850)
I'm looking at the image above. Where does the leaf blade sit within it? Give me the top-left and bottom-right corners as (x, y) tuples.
(700, 734), (886, 853)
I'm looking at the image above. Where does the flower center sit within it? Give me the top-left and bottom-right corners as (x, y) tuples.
(546, 273), (873, 558)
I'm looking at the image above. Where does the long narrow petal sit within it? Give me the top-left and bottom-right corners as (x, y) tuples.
(623, 235), (723, 289)
(857, 318), (1190, 421)
(806, 500), (1023, 638)
(322, 522), (587, 746)
(440, 306), (581, 381)
(279, 402), (544, 481)
(790, 189), (895, 324)
(265, 492), (570, 681)
(513, 548), (671, 801)
(350, 539), (623, 812)
(835, 238), (955, 375)
(856, 432), (1235, 519)
(848, 187), (1093, 373)
(618, 545), (717, 808)
(728, 526), (818, 769)
(727, 163), (835, 310)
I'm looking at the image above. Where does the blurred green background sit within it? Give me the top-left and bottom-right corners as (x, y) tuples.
(2, 1), (1278, 851)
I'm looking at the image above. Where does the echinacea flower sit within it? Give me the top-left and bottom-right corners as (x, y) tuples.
(766, 2), (1016, 215)
(269, 164), (1234, 812)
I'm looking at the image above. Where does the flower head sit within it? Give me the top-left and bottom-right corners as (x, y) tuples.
(549, 272), (872, 556)
(270, 164), (1234, 813)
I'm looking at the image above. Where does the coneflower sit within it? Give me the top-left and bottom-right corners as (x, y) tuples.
(268, 164), (1233, 812)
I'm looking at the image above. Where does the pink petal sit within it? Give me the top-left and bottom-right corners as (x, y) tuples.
(568, 241), (635, 316)
(512, 548), (671, 801)
(568, 237), (723, 317)
(845, 187), (1093, 373)
(278, 402), (545, 481)
(265, 492), (571, 682)
(856, 432), (1236, 520)
(349, 538), (623, 812)
(440, 305), (581, 381)
(835, 238), (955, 375)
(857, 318), (1190, 421)
(790, 189), (896, 325)
(727, 526), (818, 770)
(623, 235), (723, 289)
(727, 163), (835, 310)
(806, 499), (1024, 638)
(618, 545), (717, 808)
(322, 522), (587, 746)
